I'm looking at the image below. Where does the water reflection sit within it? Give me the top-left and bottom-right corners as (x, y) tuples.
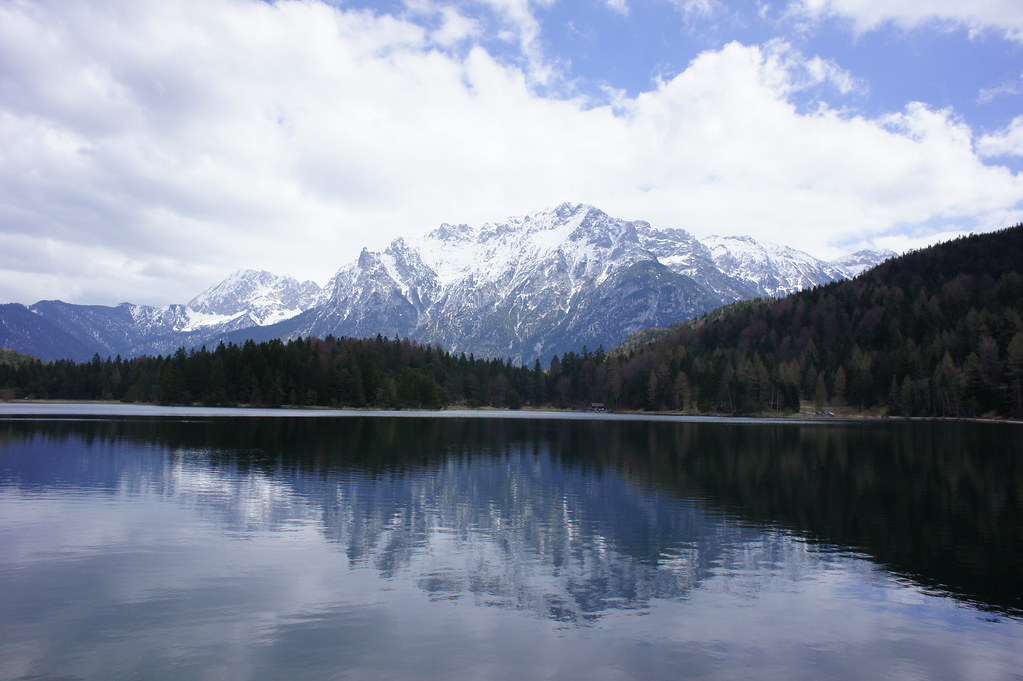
(1, 421), (722, 625)
(2, 416), (1020, 621)
(2, 417), (1022, 680)
(606, 420), (1023, 616)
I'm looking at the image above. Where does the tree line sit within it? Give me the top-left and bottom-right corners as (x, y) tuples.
(1, 336), (538, 409)
(1, 335), (652, 411)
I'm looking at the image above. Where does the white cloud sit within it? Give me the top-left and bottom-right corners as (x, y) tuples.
(677, 0), (720, 22)
(760, 39), (865, 96)
(788, 0), (1023, 41)
(403, 0), (482, 47)
(476, 0), (558, 84)
(978, 73), (1023, 103)
(435, 5), (484, 45)
(0, 0), (1020, 306)
(606, 0), (630, 16)
(977, 116), (1023, 157)
(612, 43), (1022, 256)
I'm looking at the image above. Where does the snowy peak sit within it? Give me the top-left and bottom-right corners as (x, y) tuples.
(187, 269), (324, 327)
(831, 249), (896, 277)
(702, 235), (848, 297)
(125, 302), (191, 331)
(382, 238), (441, 308)
(416, 202), (651, 291)
(428, 222), (475, 242)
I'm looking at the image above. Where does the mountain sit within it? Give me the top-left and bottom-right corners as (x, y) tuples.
(1, 204), (888, 362)
(0, 302), (95, 362)
(346, 204), (733, 361)
(0, 270), (325, 361)
(187, 269), (325, 326)
(701, 235), (849, 298)
(830, 249), (897, 277)
(235, 203), (879, 363)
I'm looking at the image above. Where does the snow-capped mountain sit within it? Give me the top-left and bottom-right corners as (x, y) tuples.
(187, 269), (325, 328)
(701, 235), (849, 298)
(831, 249), (896, 277)
(410, 204), (736, 360)
(0, 271), (327, 361)
(1, 203), (890, 362)
(242, 203), (881, 362)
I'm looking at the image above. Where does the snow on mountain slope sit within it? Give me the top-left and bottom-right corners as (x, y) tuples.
(831, 249), (897, 277)
(409, 204), (655, 356)
(306, 248), (424, 340)
(701, 235), (848, 298)
(187, 269), (324, 327)
(415, 203), (640, 297)
(125, 303), (191, 331)
(637, 225), (758, 301)
(418, 206), (645, 301)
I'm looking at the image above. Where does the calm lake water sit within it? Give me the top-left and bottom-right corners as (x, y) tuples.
(1, 408), (1021, 680)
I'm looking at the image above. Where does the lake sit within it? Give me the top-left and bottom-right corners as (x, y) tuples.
(1, 406), (1021, 680)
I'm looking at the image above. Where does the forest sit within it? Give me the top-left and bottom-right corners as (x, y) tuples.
(1, 225), (1021, 418)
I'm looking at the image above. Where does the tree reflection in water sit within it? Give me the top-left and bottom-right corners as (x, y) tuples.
(2, 416), (1019, 619)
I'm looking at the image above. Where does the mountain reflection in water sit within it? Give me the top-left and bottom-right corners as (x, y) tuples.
(1, 415), (1021, 681)
(2, 416), (1019, 618)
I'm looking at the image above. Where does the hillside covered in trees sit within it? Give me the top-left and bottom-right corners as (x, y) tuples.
(613, 224), (1023, 418)
(1, 225), (1021, 418)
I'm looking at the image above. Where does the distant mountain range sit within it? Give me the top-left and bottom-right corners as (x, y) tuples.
(0, 203), (892, 362)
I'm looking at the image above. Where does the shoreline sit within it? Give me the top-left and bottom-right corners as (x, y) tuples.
(0, 400), (835, 424)
(2, 399), (1020, 426)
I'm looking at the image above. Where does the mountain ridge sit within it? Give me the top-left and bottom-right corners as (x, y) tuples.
(1, 203), (892, 362)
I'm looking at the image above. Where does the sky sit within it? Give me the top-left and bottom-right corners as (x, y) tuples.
(1, 0), (1022, 307)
